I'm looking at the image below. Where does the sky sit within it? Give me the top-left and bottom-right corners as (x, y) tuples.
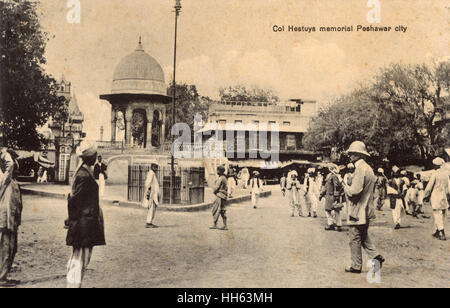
(37, 0), (449, 140)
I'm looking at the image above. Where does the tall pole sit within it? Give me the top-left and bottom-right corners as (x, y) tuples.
(170, 0), (181, 205)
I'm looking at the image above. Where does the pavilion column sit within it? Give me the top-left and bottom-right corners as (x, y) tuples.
(110, 108), (117, 142)
(161, 107), (167, 143)
(146, 106), (153, 149)
(125, 108), (133, 147)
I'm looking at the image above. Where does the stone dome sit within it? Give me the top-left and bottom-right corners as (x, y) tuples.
(111, 41), (167, 96)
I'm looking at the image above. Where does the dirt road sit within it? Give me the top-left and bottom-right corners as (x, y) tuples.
(8, 191), (450, 288)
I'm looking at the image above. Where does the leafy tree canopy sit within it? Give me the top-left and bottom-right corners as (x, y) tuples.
(219, 85), (279, 103)
(304, 61), (450, 165)
(166, 83), (213, 139)
(0, 0), (67, 150)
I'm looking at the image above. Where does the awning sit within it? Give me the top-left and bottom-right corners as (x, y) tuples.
(16, 151), (55, 168)
(35, 154), (55, 168)
(282, 160), (325, 168)
(404, 165), (424, 173)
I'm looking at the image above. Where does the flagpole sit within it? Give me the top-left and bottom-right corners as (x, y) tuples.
(170, 0), (181, 205)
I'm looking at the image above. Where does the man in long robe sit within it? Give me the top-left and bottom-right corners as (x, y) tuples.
(0, 148), (23, 286)
(143, 164), (160, 229)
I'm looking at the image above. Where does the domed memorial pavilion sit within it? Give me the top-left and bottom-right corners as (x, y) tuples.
(100, 39), (171, 149)
(98, 39), (205, 206)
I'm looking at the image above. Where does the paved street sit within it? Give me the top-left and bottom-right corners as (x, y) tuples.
(8, 190), (450, 288)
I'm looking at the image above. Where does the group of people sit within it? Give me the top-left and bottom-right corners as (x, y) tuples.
(0, 137), (448, 286)
(282, 141), (386, 273)
(210, 167), (265, 231)
(226, 165), (253, 198)
(280, 163), (346, 229)
(387, 158), (449, 240)
(279, 140), (450, 273)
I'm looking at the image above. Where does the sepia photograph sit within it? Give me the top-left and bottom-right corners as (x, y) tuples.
(0, 0), (449, 292)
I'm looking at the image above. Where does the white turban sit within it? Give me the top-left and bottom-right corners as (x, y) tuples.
(432, 157), (445, 166)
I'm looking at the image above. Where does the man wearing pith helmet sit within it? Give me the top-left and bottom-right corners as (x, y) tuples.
(343, 141), (385, 274)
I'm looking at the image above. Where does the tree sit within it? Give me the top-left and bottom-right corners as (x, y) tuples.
(303, 61), (450, 165)
(303, 88), (382, 154)
(166, 83), (212, 139)
(370, 62), (450, 160)
(219, 85), (279, 103)
(0, 0), (67, 150)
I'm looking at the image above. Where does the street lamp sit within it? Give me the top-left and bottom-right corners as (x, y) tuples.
(170, 0), (181, 205)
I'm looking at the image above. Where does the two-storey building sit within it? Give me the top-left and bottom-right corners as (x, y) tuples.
(199, 99), (319, 165)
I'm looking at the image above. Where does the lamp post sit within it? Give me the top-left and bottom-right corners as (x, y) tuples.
(170, 0), (181, 205)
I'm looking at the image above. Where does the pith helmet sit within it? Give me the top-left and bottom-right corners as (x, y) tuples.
(347, 141), (370, 157)
(432, 157), (445, 166)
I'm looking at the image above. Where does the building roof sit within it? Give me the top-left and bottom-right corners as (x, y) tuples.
(68, 94), (82, 117)
(109, 40), (167, 96)
(197, 122), (309, 133)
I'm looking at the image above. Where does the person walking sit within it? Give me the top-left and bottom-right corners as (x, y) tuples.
(374, 168), (387, 211)
(287, 171), (302, 217)
(320, 163), (343, 231)
(424, 157), (449, 241)
(37, 166), (47, 183)
(400, 170), (412, 215)
(0, 147), (22, 286)
(280, 173), (287, 197)
(305, 168), (319, 218)
(227, 165), (237, 199)
(93, 155), (108, 198)
(143, 163), (160, 229)
(415, 174), (425, 214)
(250, 171), (263, 209)
(240, 167), (250, 189)
(211, 165), (228, 230)
(66, 141), (106, 288)
(387, 166), (407, 230)
(343, 141), (385, 274)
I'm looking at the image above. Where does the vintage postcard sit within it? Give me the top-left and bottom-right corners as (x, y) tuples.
(0, 0), (448, 293)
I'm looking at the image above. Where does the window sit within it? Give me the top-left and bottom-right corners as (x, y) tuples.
(269, 121), (277, 125)
(252, 120), (260, 124)
(218, 120), (226, 125)
(286, 135), (296, 150)
(283, 121), (291, 126)
(58, 154), (70, 182)
(234, 120), (243, 124)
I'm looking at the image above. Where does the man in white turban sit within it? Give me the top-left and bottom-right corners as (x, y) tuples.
(424, 157), (449, 241)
